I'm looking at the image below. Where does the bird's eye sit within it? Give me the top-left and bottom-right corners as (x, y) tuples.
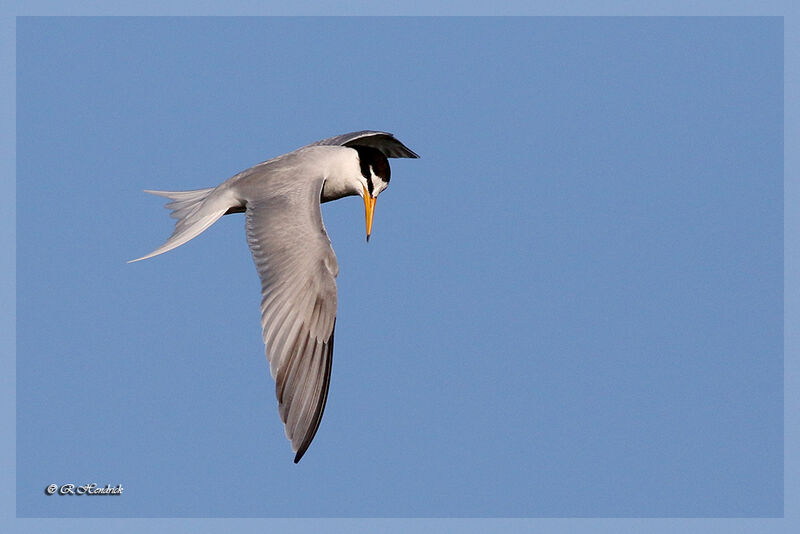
(365, 172), (374, 196)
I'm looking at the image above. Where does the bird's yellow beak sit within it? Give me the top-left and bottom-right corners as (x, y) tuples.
(362, 185), (377, 242)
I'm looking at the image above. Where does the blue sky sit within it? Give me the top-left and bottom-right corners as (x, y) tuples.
(10, 12), (788, 527)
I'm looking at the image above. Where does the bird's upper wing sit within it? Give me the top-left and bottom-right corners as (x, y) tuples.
(245, 176), (338, 463)
(311, 130), (419, 159)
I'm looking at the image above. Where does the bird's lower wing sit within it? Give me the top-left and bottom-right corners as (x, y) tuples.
(245, 180), (338, 463)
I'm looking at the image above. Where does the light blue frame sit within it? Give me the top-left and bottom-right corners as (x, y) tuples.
(2, 2), (796, 533)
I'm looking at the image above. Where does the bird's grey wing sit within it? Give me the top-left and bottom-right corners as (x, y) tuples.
(245, 177), (338, 463)
(311, 130), (419, 159)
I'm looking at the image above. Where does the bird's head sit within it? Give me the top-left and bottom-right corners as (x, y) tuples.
(352, 145), (391, 242)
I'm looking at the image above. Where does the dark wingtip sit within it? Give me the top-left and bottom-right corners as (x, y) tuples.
(366, 234), (371, 243)
(396, 146), (420, 159)
(291, 323), (335, 466)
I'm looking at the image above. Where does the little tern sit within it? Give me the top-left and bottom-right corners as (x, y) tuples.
(131, 131), (419, 462)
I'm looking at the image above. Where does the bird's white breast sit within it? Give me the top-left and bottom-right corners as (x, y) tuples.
(316, 146), (363, 203)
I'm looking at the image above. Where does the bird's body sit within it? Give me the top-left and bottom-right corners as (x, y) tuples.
(131, 131), (418, 462)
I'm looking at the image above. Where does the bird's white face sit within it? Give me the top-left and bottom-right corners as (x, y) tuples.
(359, 168), (386, 243)
(352, 146), (391, 242)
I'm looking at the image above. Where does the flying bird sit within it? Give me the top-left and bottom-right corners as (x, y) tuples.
(131, 131), (419, 462)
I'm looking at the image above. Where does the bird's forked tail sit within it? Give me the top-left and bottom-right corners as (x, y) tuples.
(129, 186), (240, 263)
